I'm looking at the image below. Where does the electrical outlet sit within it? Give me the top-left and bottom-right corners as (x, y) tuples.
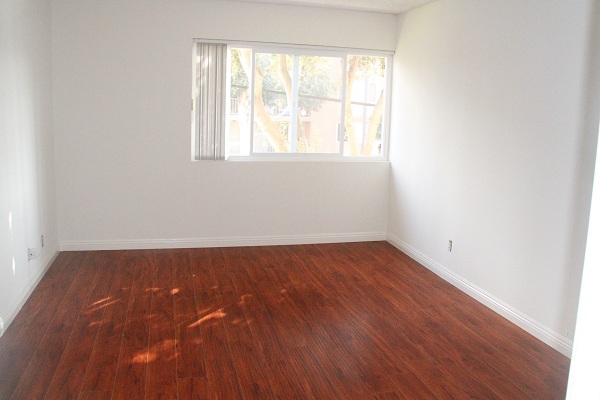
(28, 248), (40, 261)
(448, 240), (453, 252)
(41, 235), (44, 248)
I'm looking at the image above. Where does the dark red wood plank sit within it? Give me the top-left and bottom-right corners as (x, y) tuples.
(121, 253), (153, 350)
(10, 252), (101, 400)
(0, 243), (570, 400)
(177, 377), (209, 399)
(173, 250), (205, 379)
(215, 248), (278, 400)
(80, 252), (136, 393)
(78, 391), (112, 400)
(44, 253), (117, 398)
(111, 345), (148, 400)
(108, 251), (159, 399)
(145, 251), (178, 399)
(190, 248), (245, 400)
(0, 252), (85, 400)
(226, 249), (323, 399)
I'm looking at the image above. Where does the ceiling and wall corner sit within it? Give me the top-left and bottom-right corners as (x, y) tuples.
(228, 0), (437, 14)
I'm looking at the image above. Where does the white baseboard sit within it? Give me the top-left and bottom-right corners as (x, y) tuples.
(59, 232), (388, 251)
(0, 248), (59, 338)
(387, 234), (573, 357)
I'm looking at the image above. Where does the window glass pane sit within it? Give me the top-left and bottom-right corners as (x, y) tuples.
(251, 53), (343, 154)
(228, 48), (251, 156)
(344, 55), (386, 157)
(218, 44), (389, 159)
(297, 55), (342, 153)
(253, 52), (291, 153)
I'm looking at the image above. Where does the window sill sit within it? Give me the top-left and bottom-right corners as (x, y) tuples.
(224, 154), (388, 162)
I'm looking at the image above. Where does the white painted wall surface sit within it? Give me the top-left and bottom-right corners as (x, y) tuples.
(568, 128), (600, 398)
(567, 2), (600, 395)
(0, 0), (59, 335)
(389, 0), (597, 354)
(52, 0), (393, 248)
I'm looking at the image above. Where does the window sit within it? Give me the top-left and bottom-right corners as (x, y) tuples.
(192, 41), (392, 160)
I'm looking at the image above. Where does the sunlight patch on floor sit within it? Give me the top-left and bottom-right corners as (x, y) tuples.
(188, 309), (226, 328)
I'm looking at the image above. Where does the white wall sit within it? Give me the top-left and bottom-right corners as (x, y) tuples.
(51, 0), (394, 249)
(568, 128), (600, 398)
(389, 0), (598, 355)
(0, 0), (59, 335)
(567, 1), (600, 394)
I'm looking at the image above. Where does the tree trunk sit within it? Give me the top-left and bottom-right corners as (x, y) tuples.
(277, 54), (305, 148)
(277, 54), (293, 111)
(362, 91), (384, 156)
(239, 50), (289, 152)
(344, 56), (359, 156)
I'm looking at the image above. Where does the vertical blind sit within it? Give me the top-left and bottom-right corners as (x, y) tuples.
(195, 43), (227, 160)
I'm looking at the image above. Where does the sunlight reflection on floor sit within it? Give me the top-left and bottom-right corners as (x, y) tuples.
(188, 309), (226, 328)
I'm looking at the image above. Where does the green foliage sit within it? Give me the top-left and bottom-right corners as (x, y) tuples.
(229, 49), (337, 113)
(230, 49), (248, 99)
(353, 55), (386, 78)
(297, 56), (335, 112)
(255, 52), (288, 110)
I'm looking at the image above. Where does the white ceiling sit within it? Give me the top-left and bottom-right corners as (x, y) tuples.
(229, 0), (437, 14)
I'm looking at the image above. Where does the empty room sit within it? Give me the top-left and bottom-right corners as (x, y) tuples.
(1, 0), (599, 399)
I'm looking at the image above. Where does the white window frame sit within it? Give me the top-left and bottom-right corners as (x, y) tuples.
(192, 39), (393, 162)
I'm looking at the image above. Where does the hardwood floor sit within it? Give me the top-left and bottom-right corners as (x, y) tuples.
(0, 242), (570, 399)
